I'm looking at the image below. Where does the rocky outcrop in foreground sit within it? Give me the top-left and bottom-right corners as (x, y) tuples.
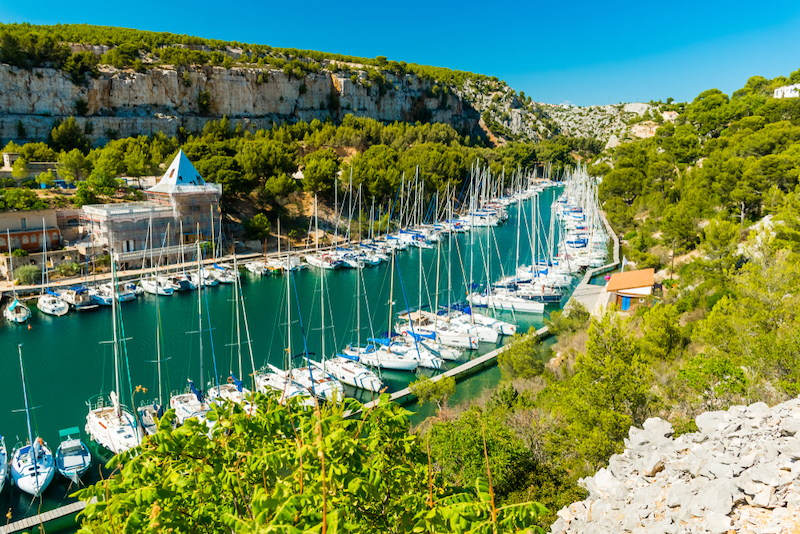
(552, 400), (800, 533)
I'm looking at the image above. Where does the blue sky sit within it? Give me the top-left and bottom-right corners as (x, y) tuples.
(3, 0), (800, 106)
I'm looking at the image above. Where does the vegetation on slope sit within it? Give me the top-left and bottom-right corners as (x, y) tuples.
(411, 66), (800, 530)
(75, 395), (547, 533)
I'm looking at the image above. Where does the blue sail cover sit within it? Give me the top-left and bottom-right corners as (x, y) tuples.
(405, 331), (436, 341)
(70, 286), (88, 294)
(154, 402), (165, 418)
(46, 288), (61, 296)
(189, 380), (203, 403)
(230, 373), (243, 392)
(8, 299), (18, 310)
(337, 353), (360, 362)
(213, 263), (225, 271)
(367, 337), (392, 346)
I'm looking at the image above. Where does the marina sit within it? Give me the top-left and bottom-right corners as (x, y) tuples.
(0, 166), (609, 528)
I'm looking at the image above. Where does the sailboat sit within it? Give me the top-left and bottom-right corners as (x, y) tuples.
(170, 239), (215, 429)
(254, 250), (314, 406)
(207, 253), (256, 413)
(4, 229), (31, 324)
(55, 427), (92, 484)
(0, 436), (7, 493)
(140, 220), (174, 296)
(305, 198), (341, 270)
(11, 344), (55, 496)
(347, 248), (419, 372)
(139, 248), (168, 437)
(85, 255), (142, 455)
(322, 246), (384, 392)
(37, 221), (69, 316)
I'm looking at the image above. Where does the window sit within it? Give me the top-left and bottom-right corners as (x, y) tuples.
(20, 218), (26, 229)
(21, 235), (29, 244)
(30, 234), (37, 243)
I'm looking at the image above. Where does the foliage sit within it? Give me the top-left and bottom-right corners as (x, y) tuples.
(35, 169), (57, 188)
(75, 395), (547, 533)
(302, 148), (340, 195)
(48, 116), (90, 153)
(15, 264), (40, 285)
(56, 148), (91, 184)
(638, 304), (683, 360)
(409, 375), (456, 409)
(242, 213), (271, 240)
(544, 300), (589, 336)
(497, 329), (545, 380)
(0, 188), (48, 210)
(427, 407), (533, 499)
(11, 248), (29, 257)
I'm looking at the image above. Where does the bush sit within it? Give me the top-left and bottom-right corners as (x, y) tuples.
(198, 90), (212, 115)
(56, 262), (80, 277)
(11, 248), (29, 257)
(15, 264), (40, 285)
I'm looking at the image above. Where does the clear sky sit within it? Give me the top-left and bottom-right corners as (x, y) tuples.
(2, 0), (800, 106)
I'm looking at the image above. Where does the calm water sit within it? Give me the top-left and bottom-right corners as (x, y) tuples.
(0, 189), (569, 525)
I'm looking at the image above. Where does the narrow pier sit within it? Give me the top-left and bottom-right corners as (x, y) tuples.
(0, 498), (95, 534)
(564, 210), (620, 316)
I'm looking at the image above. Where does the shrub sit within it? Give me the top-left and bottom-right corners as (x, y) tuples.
(11, 248), (29, 257)
(15, 264), (40, 285)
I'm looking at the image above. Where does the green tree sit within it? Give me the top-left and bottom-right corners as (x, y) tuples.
(302, 148), (340, 195)
(261, 172), (297, 203)
(557, 312), (652, 469)
(35, 169), (56, 188)
(243, 213), (271, 240)
(409, 375), (456, 409)
(11, 157), (28, 180)
(56, 148), (91, 183)
(48, 116), (90, 153)
(700, 217), (740, 278)
(638, 304), (683, 360)
(497, 329), (544, 380)
(427, 408), (532, 499)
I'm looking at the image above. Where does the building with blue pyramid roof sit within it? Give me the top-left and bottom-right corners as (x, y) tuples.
(81, 150), (222, 268)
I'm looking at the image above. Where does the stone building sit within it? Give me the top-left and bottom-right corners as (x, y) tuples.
(81, 150), (221, 268)
(774, 84), (800, 99)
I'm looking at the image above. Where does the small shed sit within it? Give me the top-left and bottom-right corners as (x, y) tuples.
(605, 268), (656, 311)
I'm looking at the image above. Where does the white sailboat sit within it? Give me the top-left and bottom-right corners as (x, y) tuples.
(323, 247), (384, 392)
(86, 257), (142, 455)
(254, 251), (314, 406)
(11, 344), (55, 496)
(170, 239), (214, 429)
(140, 219), (174, 296)
(37, 220), (69, 316)
(207, 253), (256, 414)
(0, 436), (7, 494)
(4, 229), (31, 324)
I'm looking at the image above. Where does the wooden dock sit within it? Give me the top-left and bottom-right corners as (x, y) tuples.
(0, 497), (95, 534)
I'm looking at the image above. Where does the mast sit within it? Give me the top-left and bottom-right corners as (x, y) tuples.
(41, 219), (47, 291)
(17, 344), (34, 446)
(388, 247), (395, 354)
(111, 253), (121, 417)
(196, 226), (204, 391)
(7, 229), (15, 297)
(234, 252), (242, 378)
(286, 247), (292, 372)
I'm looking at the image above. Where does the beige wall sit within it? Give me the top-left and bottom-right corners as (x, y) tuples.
(0, 209), (58, 232)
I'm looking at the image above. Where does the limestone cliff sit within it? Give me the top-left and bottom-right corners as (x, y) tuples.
(0, 63), (480, 143)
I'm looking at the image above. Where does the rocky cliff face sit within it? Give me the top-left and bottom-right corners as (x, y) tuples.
(0, 64), (479, 143)
(552, 400), (800, 534)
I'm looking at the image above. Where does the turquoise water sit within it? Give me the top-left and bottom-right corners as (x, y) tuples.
(0, 189), (570, 525)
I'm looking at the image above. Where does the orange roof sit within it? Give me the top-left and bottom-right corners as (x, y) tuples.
(606, 268), (655, 292)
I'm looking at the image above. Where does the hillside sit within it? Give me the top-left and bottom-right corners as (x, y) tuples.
(0, 22), (627, 145)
